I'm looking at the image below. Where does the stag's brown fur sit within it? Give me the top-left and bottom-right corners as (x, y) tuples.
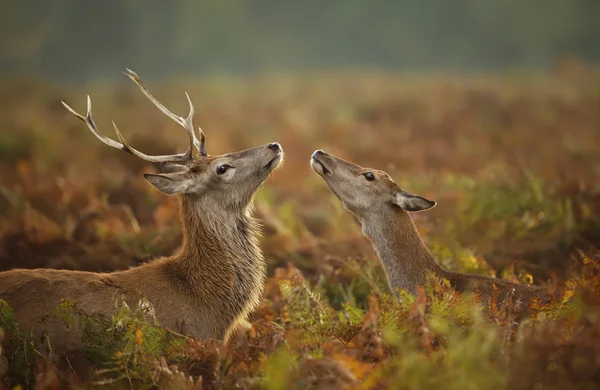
(0, 71), (284, 369)
(311, 150), (551, 317)
(0, 192), (264, 342)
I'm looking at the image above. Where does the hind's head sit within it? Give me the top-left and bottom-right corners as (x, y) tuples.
(310, 150), (435, 219)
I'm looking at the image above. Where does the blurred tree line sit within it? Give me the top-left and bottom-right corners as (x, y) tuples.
(1, 0), (599, 82)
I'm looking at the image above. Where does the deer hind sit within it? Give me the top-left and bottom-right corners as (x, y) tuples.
(310, 150), (551, 318)
(0, 70), (284, 358)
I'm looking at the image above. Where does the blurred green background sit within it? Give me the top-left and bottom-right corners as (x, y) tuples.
(2, 0), (599, 82)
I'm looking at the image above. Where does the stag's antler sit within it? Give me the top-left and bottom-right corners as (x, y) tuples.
(123, 69), (206, 157)
(61, 69), (207, 164)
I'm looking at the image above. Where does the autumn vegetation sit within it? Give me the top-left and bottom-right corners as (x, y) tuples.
(1, 65), (600, 389)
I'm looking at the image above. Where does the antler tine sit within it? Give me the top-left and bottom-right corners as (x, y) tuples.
(198, 127), (207, 157)
(61, 96), (189, 164)
(123, 68), (204, 158)
(184, 92), (203, 156)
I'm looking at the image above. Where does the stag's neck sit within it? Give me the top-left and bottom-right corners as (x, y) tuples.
(173, 195), (264, 293)
(361, 206), (444, 296)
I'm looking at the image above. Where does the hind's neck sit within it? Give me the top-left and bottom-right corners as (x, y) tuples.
(362, 206), (444, 295)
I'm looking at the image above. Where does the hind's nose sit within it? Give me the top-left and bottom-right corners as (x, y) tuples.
(268, 142), (281, 152)
(312, 150), (325, 159)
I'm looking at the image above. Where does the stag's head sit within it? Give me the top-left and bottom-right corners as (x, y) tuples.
(63, 69), (283, 211)
(310, 150), (435, 219)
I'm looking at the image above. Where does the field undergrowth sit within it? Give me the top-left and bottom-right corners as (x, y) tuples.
(1, 68), (600, 389)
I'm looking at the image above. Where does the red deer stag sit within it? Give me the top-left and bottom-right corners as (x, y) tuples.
(0, 70), (284, 361)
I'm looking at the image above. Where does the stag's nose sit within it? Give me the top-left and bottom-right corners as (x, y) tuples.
(312, 150), (325, 159)
(268, 142), (281, 152)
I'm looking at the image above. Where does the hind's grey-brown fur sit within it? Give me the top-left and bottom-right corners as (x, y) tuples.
(311, 150), (551, 317)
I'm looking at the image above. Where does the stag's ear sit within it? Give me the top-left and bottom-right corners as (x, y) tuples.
(144, 172), (193, 195)
(159, 162), (188, 174)
(393, 191), (436, 212)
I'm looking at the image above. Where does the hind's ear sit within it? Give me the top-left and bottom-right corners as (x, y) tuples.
(144, 172), (192, 195)
(393, 191), (436, 212)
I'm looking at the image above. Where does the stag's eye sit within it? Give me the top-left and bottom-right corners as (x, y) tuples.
(363, 172), (375, 181)
(216, 164), (231, 175)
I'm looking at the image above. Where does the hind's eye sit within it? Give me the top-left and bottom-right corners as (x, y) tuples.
(217, 164), (231, 175)
(363, 172), (375, 181)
